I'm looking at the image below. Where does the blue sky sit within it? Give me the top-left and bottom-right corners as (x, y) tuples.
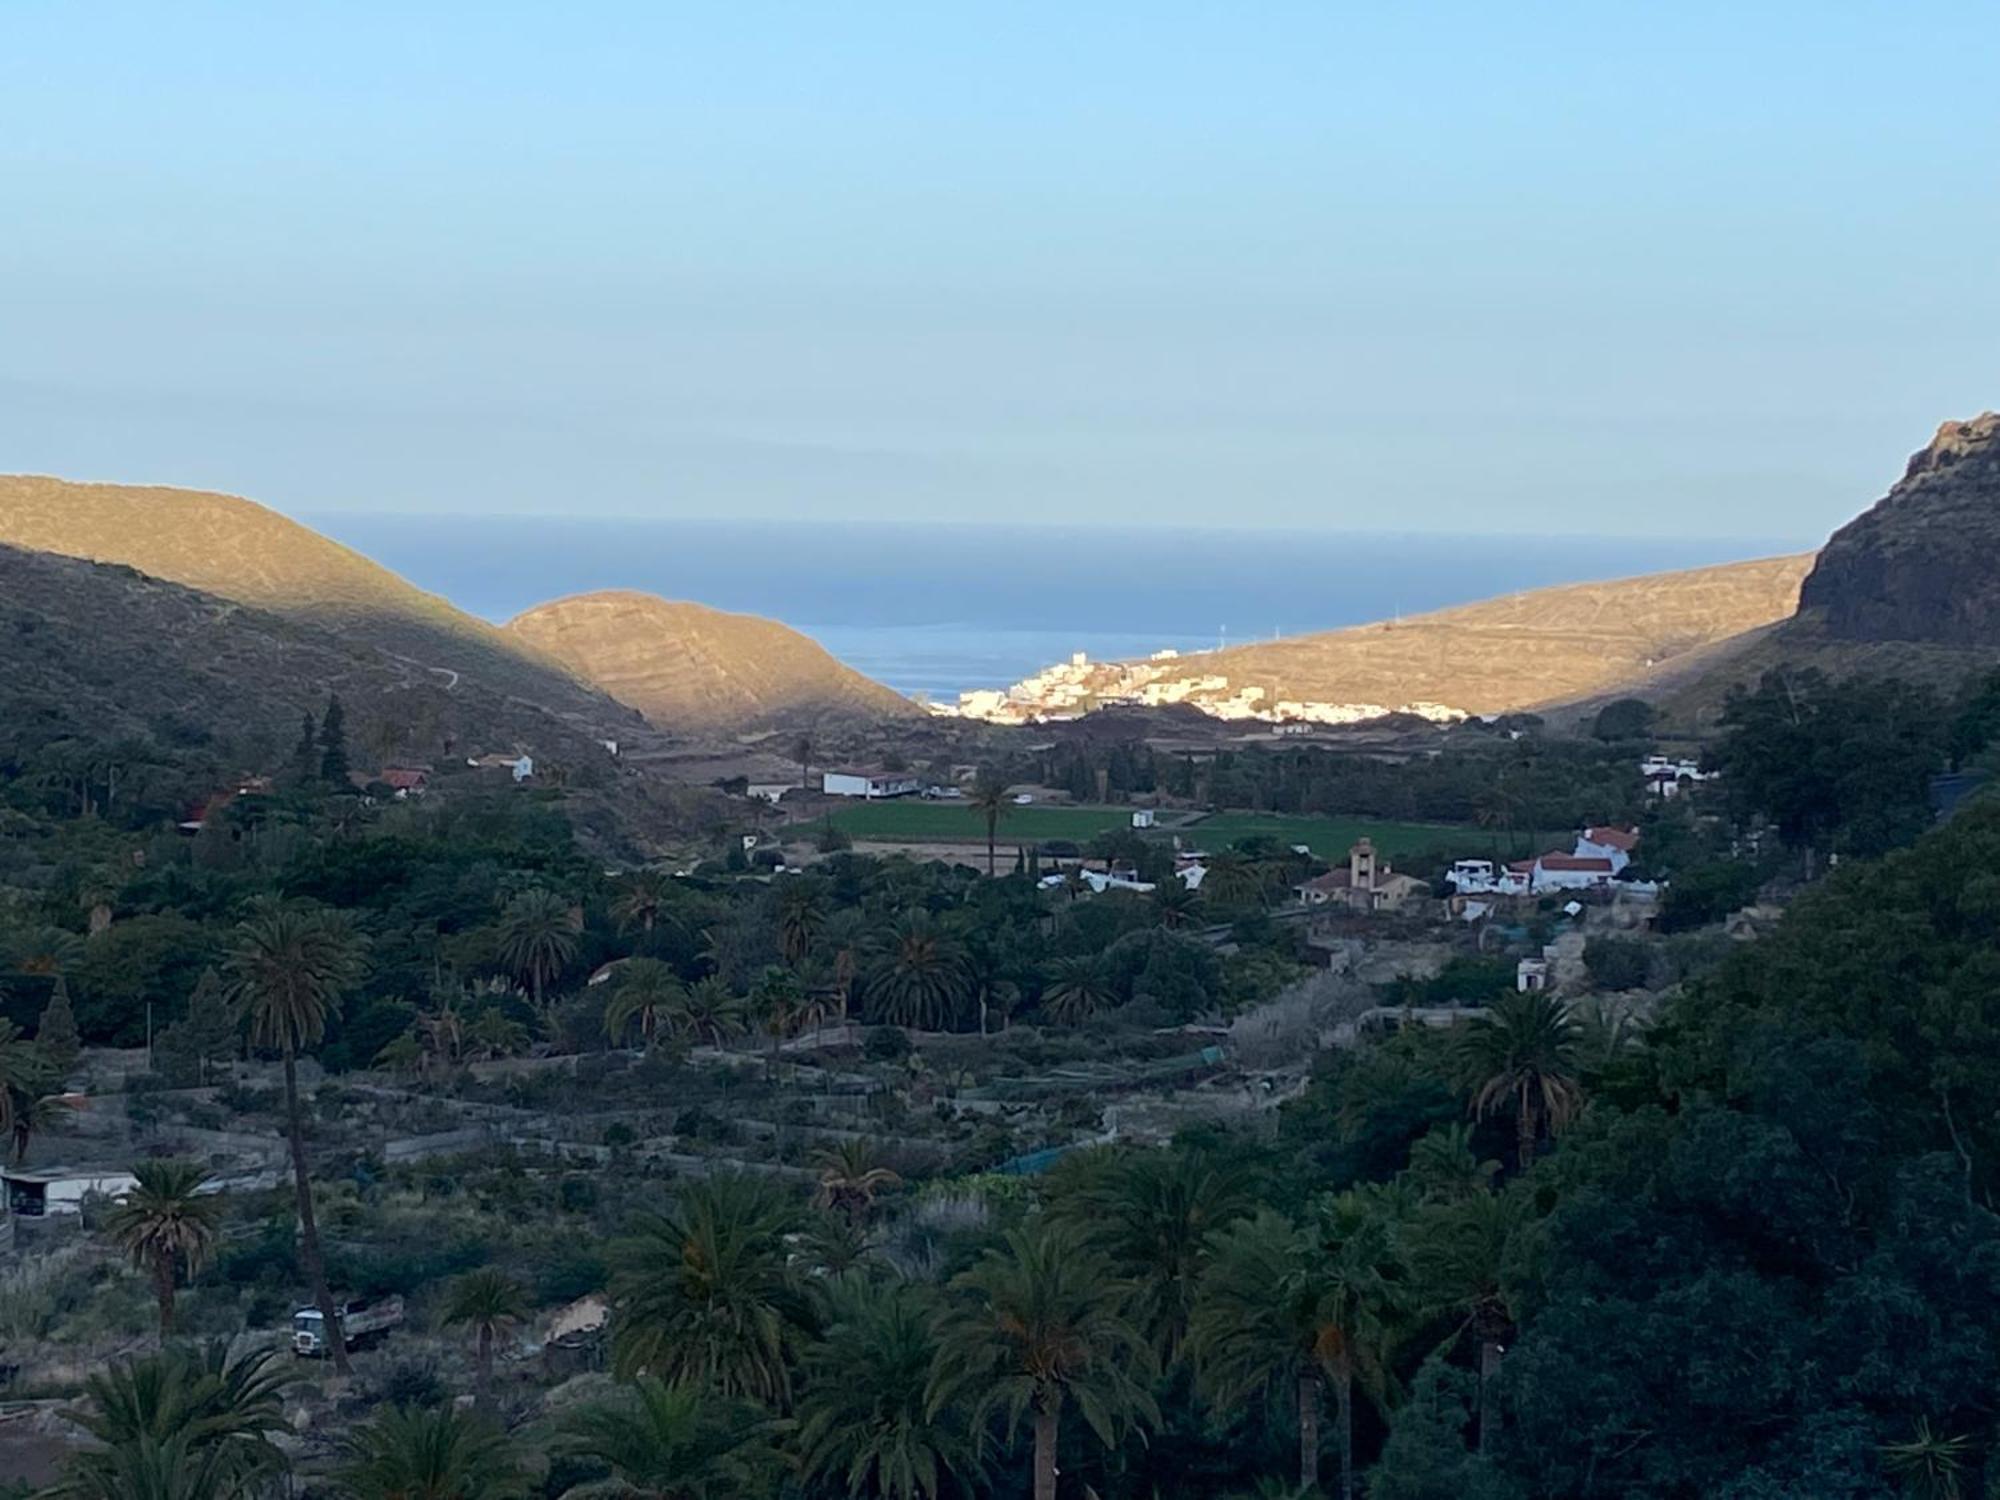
(3, 2), (1995, 541)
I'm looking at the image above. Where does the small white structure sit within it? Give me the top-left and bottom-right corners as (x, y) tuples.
(822, 768), (921, 800)
(1518, 854), (1619, 892)
(746, 782), (794, 805)
(1516, 957), (1551, 993)
(469, 753), (534, 783)
(1131, 809), (1157, 829)
(3, 1167), (139, 1218)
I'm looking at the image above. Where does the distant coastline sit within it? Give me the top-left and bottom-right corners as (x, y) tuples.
(307, 514), (1803, 700)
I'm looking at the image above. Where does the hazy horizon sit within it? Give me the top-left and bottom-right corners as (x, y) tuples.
(306, 511), (1808, 697)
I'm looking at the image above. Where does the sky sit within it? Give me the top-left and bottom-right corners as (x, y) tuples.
(3, 2), (1996, 542)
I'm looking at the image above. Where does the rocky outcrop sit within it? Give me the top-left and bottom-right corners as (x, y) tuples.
(1799, 413), (2000, 644)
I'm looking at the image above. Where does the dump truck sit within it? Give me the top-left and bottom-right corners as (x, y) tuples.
(292, 1294), (404, 1357)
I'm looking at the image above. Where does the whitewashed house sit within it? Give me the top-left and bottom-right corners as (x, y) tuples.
(822, 767), (921, 799)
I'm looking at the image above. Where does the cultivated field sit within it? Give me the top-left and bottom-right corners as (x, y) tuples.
(812, 801), (1481, 860)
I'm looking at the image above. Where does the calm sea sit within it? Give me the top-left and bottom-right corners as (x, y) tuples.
(304, 516), (1797, 701)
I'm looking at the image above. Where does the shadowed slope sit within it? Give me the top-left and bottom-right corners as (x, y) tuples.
(0, 474), (642, 739)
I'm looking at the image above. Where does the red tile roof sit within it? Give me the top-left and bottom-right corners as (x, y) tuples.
(1582, 826), (1640, 852)
(1538, 854), (1617, 873)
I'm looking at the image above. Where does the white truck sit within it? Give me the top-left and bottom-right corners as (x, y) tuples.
(292, 1294), (404, 1357)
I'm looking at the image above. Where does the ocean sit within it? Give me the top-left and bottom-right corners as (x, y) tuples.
(304, 516), (1799, 702)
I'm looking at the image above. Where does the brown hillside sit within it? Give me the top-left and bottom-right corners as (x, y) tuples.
(0, 474), (641, 739)
(0, 543), (720, 855)
(1195, 553), (1814, 716)
(507, 590), (919, 734)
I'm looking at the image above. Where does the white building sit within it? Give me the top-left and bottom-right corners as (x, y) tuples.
(468, 753), (534, 782)
(1131, 809), (1157, 829)
(1451, 826), (1642, 897)
(822, 768), (921, 799)
(3, 1167), (140, 1218)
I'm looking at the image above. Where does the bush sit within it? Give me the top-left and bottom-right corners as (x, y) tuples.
(1584, 936), (1651, 991)
(368, 1359), (448, 1410)
(863, 1026), (913, 1063)
(1658, 859), (1764, 933)
(1592, 697), (1656, 742)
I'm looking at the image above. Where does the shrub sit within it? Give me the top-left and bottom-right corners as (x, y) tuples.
(863, 1026), (912, 1063)
(1583, 936), (1651, 991)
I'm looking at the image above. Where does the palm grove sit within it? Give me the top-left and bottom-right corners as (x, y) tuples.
(1, 666), (1999, 1496)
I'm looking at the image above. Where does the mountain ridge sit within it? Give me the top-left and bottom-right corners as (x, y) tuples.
(1180, 552), (1815, 717)
(0, 473), (641, 740)
(506, 589), (920, 734)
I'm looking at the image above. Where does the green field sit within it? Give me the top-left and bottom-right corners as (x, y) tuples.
(809, 801), (1481, 861)
(817, 801), (1137, 844)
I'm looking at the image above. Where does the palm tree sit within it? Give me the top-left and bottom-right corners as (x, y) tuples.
(1402, 1123), (1499, 1206)
(775, 881), (826, 965)
(751, 965), (809, 1079)
(1049, 1146), (1257, 1365)
(335, 1403), (525, 1499)
(603, 957), (688, 1048)
(0, 1018), (43, 1142)
(792, 733), (814, 792)
(609, 1176), (813, 1405)
(554, 1374), (779, 1499)
(929, 1221), (1159, 1500)
(1573, 996), (1645, 1086)
(9, 1071), (71, 1165)
(1150, 882), (1205, 930)
(1404, 1185), (1532, 1453)
(0, 1016), (55, 1153)
(52, 1341), (292, 1500)
(225, 902), (364, 1374)
(799, 1278), (979, 1500)
(1198, 852), (1265, 908)
(495, 887), (579, 1013)
(1453, 989), (1583, 1170)
(10, 923), (84, 978)
(103, 1160), (222, 1341)
(1041, 954), (1116, 1027)
(812, 1138), (903, 1225)
(865, 914), (970, 1031)
(1189, 1196), (1403, 1500)
(682, 976), (749, 1048)
(822, 908), (868, 1026)
(466, 1009), (528, 1060)
(967, 772), (1011, 878)
(439, 1267), (529, 1413)
(1881, 1418), (1972, 1500)
(611, 869), (680, 941)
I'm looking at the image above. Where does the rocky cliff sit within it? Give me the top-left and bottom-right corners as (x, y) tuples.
(1798, 413), (2000, 644)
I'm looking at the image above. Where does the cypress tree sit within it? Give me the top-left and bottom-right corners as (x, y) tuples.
(290, 711), (318, 783)
(37, 977), (81, 1080)
(184, 968), (237, 1084)
(318, 695), (351, 786)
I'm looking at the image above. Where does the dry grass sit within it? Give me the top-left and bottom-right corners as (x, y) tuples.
(1199, 553), (1815, 715)
(508, 590), (920, 733)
